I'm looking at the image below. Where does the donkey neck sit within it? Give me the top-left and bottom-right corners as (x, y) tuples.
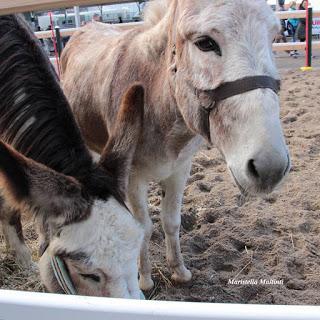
(137, 28), (196, 158)
(131, 14), (198, 159)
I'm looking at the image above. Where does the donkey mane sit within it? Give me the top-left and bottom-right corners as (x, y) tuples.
(0, 15), (93, 179)
(143, 0), (168, 27)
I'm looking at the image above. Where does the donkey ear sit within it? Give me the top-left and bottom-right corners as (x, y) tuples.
(99, 83), (144, 198)
(0, 141), (88, 224)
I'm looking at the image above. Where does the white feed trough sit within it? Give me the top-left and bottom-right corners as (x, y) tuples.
(0, 290), (320, 320)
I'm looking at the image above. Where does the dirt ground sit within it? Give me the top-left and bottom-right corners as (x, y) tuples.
(1, 56), (320, 305)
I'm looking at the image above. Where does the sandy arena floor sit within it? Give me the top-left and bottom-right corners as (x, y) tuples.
(0, 57), (320, 305)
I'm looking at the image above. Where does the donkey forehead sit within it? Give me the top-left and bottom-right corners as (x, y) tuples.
(178, 0), (279, 37)
(51, 198), (142, 271)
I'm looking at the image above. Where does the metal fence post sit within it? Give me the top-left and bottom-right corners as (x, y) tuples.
(55, 26), (62, 58)
(306, 6), (313, 67)
(301, 6), (314, 71)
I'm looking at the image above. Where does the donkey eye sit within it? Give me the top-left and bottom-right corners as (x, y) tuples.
(80, 273), (101, 282)
(195, 36), (222, 56)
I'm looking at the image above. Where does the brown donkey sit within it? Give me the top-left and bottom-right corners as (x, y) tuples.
(61, 0), (291, 290)
(0, 15), (144, 298)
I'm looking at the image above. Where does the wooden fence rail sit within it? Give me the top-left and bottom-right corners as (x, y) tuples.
(276, 9), (320, 19)
(35, 22), (143, 39)
(273, 41), (320, 51)
(1, 1), (319, 53)
(37, 26), (320, 52)
(1, 1), (319, 18)
(33, 9), (320, 53)
(0, 0), (133, 15)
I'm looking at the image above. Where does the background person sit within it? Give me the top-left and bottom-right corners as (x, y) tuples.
(296, 0), (307, 42)
(92, 13), (102, 22)
(275, 0), (290, 54)
(288, 1), (299, 57)
(45, 25), (54, 55)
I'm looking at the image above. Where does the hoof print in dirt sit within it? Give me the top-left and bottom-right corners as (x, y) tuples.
(190, 235), (210, 254)
(195, 157), (221, 168)
(298, 222), (312, 233)
(181, 211), (197, 232)
(290, 165), (299, 172)
(283, 116), (297, 124)
(255, 217), (276, 234)
(190, 164), (205, 175)
(230, 238), (247, 252)
(197, 182), (212, 193)
(188, 173), (205, 184)
(285, 280), (306, 291)
(214, 175), (223, 182)
(302, 200), (320, 211)
(202, 210), (220, 224)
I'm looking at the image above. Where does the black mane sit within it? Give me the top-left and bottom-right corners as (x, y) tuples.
(0, 15), (93, 179)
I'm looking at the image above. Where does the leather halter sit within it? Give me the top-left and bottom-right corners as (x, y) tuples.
(43, 247), (146, 299)
(170, 44), (280, 142)
(38, 200), (134, 296)
(195, 75), (281, 142)
(50, 255), (77, 295)
(168, 2), (281, 143)
(40, 243), (77, 295)
(49, 254), (145, 299)
(171, 47), (281, 143)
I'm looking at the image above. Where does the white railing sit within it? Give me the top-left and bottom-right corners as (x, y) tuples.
(0, 290), (320, 320)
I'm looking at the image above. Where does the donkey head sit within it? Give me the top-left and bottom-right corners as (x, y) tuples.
(0, 84), (144, 298)
(168, 0), (290, 194)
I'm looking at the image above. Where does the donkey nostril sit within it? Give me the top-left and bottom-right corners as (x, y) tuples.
(247, 159), (259, 179)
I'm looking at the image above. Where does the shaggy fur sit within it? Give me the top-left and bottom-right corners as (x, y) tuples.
(0, 15), (144, 298)
(0, 15), (92, 179)
(61, 0), (290, 290)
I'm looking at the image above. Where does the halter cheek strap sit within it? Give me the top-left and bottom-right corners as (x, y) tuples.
(195, 75), (281, 142)
(47, 250), (146, 299)
(50, 255), (77, 295)
(49, 255), (146, 299)
(39, 241), (77, 295)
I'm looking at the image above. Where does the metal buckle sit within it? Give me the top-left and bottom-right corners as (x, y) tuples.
(203, 100), (217, 113)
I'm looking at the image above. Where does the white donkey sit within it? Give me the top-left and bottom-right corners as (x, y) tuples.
(61, 0), (291, 291)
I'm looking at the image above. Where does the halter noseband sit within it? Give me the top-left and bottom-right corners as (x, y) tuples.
(195, 75), (281, 142)
(50, 255), (77, 295)
(40, 243), (77, 295)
